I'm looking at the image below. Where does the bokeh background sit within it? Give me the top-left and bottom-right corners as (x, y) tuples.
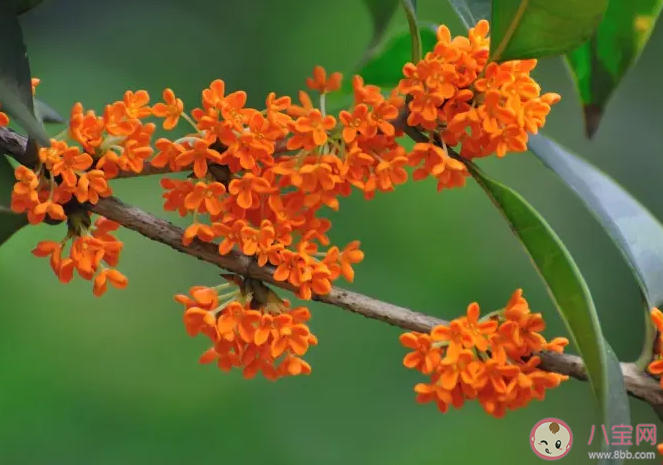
(1, 0), (662, 463)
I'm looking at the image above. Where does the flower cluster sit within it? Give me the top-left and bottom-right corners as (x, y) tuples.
(9, 19), (560, 304)
(154, 74), (368, 302)
(32, 217), (127, 295)
(8, 80), (138, 295)
(400, 289), (569, 418)
(400, 20), (560, 160)
(6, 19), (562, 383)
(13, 88), (155, 226)
(177, 277), (317, 380)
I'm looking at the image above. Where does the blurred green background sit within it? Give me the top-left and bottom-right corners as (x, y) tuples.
(1, 0), (662, 463)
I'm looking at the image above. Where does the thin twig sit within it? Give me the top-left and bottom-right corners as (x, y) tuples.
(2, 124), (663, 408)
(114, 164), (172, 178)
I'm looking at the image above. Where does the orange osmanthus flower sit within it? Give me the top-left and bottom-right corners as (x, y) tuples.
(306, 65), (342, 94)
(401, 290), (569, 418)
(151, 88), (184, 130)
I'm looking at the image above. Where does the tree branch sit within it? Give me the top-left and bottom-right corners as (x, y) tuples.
(0, 126), (27, 159)
(88, 194), (663, 407)
(2, 125), (663, 409)
(0, 126), (171, 178)
(114, 164), (172, 178)
(90, 195), (439, 332)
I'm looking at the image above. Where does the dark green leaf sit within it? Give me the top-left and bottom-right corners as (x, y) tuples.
(34, 98), (65, 125)
(490, 0), (609, 62)
(334, 2), (427, 105)
(359, 0), (400, 67)
(565, 0), (663, 137)
(603, 343), (631, 464)
(8, 0), (47, 15)
(529, 134), (663, 309)
(362, 0), (399, 33)
(400, 0), (422, 63)
(0, 3), (50, 160)
(0, 206), (28, 245)
(326, 22), (434, 113)
(0, 155), (27, 245)
(0, 156), (17, 207)
(528, 134), (663, 380)
(469, 162), (628, 462)
(350, 24), (437, 89)
(447, 0), (490, 30)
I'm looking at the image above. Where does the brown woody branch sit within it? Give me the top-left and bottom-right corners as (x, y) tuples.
(90, 195), (663, 408)
(0, 127), (27, 159)
(0, 126), (170, 178)
(2, 125), (663, 409)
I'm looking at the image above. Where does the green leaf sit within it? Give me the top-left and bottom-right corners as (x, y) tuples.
(400, 0), (422, 63)
(359, 0), (400, 67)
(0, 205), (28, 245)
(350, 24), (438, 89)
(0, 155), (27, 245)
(363, 0), (399, 37)
(34, 98), (65, 125)
(8, 0), (47, 14)
(0, 3), (50, 161)
(529, 134), (663, 310)
(528, 134), (663, 375)
(331, 2), (427, 110)
(469, 162), (629, 464)
(327, 21), (436, 113)
(603, 343), (632, 465)
(0, 156), (17, 206)
(490, 0), (609, 62)
(447, 0), (491, 30)
(565, 0), (663, 138)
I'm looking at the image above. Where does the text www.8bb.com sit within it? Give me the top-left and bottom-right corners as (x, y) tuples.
(588, 451), (656, 460)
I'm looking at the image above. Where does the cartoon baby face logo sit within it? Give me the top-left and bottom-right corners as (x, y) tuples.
(530, 418), (573, 460)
